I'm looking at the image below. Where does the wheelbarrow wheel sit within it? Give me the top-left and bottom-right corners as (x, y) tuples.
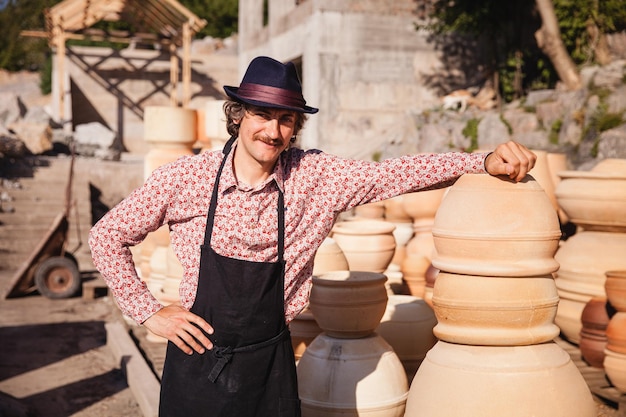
(34, 256), (82, 299)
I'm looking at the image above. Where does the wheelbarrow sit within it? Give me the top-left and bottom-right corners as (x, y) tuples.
(3, 151), (82, 300)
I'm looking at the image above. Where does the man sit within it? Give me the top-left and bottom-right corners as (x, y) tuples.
(89, 56), (536, 417)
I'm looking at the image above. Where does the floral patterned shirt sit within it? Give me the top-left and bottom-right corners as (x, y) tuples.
(89, 142), (487, 324)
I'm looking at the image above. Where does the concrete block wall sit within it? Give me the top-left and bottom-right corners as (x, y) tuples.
(238, 0), (456, 160)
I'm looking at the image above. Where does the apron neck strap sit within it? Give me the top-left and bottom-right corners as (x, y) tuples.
(204, 136), (285, 263)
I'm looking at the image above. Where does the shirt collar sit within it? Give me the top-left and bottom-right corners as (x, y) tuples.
(219, 140), (286, 194)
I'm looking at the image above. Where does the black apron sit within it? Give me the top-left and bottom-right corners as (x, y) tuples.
(159, 139), (301, 417)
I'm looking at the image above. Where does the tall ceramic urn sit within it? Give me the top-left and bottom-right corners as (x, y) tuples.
(553, 158), (626, 343)
(137, 106), (196, 311)
(298, 271), (409, 417)
(404, 173), (595, 417)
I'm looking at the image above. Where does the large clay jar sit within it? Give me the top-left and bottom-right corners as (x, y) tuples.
(546, 152), (570, 223)
(400, 255), (430, 298)
(290, 308), (323, 362)
(313, 237), (349, 276)
(431, 174), (561, 277)
(401, 188), (446, 222)
(579, 297), (609, 368)
(383, 195), (412, 223)
(331, 220), (396, 273)
(309, 271), (388, 338)
(555, 158), (626, 232)
(143, 105), (197, 178)
(297, 333), (408, 417)
(423, 263), (438, 308)
(606, 312), (626, 354)
(604, 348), (626, 393)
(605, 270), (626, 312)
(405, 341), (596, 417)
(376, 295), (437, 381)
(554, 231), (626, 343)
(354, 201), (385, 219)
(432, 272), (560, 345)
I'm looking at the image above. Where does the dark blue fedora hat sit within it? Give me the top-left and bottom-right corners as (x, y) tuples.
(223, 56), (318, 114)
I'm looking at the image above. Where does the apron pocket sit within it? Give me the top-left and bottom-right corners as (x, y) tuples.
(279, 397), (301, 417)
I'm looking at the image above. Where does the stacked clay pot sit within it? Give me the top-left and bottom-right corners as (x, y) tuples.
(553, 158), (626, 344)
(331, 220), (396, 274)
(579, 297), (609, 368)
(604, 270), (626, 393)
(290, 237), (348, 360)
(405, 173), (595, 417)
(376, 294), (437, 382)
(383, 195), (414, 273)
(298, 271), (409, 416)
(400, 188), (446, 298)
(133, 105), (196, 342)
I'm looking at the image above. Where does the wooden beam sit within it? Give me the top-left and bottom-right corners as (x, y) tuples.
(182, 21), (190, 107)
(169, 42), (178, 106)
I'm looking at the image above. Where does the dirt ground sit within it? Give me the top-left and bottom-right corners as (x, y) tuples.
(0, 274), (622, 417)
(0, 286), (143, 417)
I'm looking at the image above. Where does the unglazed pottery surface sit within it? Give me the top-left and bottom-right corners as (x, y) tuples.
(432, 174), (561, 276)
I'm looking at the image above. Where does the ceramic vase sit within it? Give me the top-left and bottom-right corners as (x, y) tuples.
(555, 158), (626, 232)
(383, 195), (412, 223)
(331, 220), (396, 273)
(313, 237), (349, 276)
(354, 201), (386, 219)
(405, 341), (596, 417)
(376, 295), (437, 381)
(290, 307), (323, 361)
(308, 271), (388, 338)
(297, 333), (408, 417)
(579, 297), (609, 368)
(432, 272), (560, 345)
(606, 312), (626, 354)
(605, 270), (626, 312)
(400, 255), (430, 298)
(604, 348), (626, 393)
(554, 231), (626, 344)
(431, 174), (561, 276)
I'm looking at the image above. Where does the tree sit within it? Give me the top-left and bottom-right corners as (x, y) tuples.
(534, 0), (582, 90)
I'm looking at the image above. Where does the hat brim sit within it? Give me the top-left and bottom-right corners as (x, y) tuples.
(224, 86), (319, 114)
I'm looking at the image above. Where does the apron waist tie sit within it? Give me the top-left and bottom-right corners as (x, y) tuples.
(208, 327), (289, 383)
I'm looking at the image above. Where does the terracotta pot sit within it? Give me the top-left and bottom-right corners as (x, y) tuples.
(376, 295), (438, 381)
(432, 272), (560, 346)
(383, 195), (412, 223)
(289, 308), (323, 361)
(143, 106), (196, 178)
(432, 174), (561, 277)
(606, 312), (626, 354)
(400, 255), (430, 298)
(579, 331), (607, 368)
(297, 333), (408, 417)
(579, 297), (609, 368)
(401, 188), (446, 221)
(354, 201), (385, 219)
(405, 341), (596, 417)
(331, 220), (396, 273)
(604, 348), (626, 393)
(313, 237), (349, 276)
(555, 158), (626, 232)
(423, 263), (438, 309)
(554, 231), (626, 343)
(581, 297), (610, 336)
(605, 270), (626, 312)
(309, 271), (388, 338)
(204, 99), (230, 151)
